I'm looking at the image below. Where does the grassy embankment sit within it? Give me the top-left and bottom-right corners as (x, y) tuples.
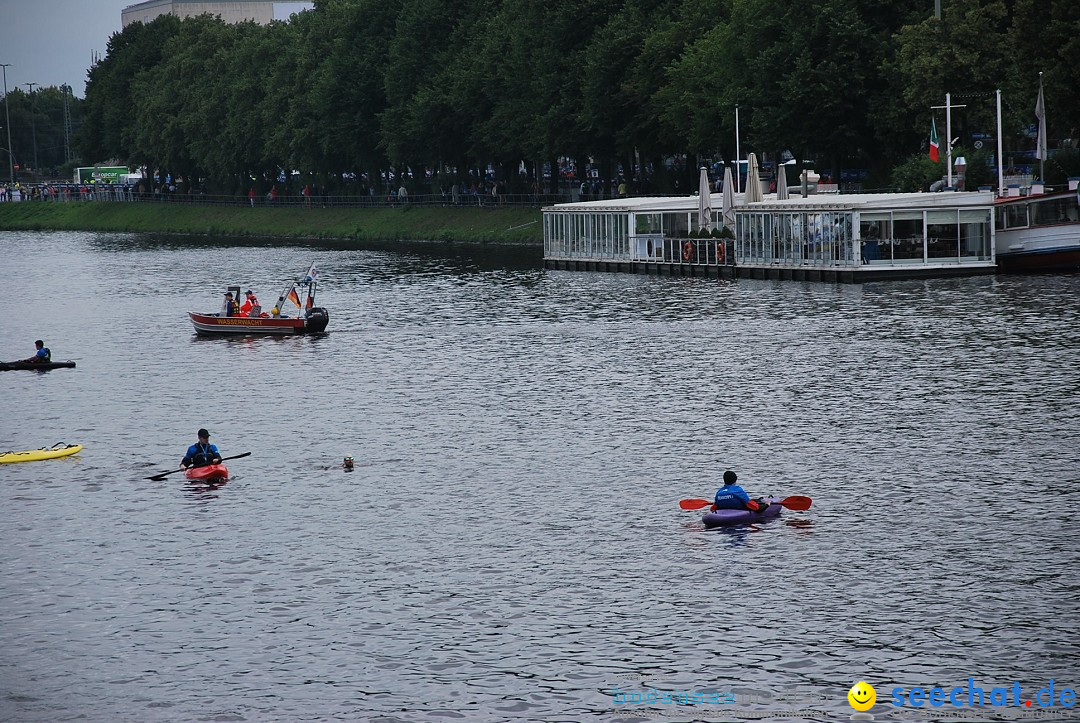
(0, 202), (544, 245)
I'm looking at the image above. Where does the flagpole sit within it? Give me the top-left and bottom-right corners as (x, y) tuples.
(996, 89), (1004, 197)
(735, 105), (741, 195)
(946, 92), (953, 188)
(1036, 72), (1046, 181)
(932, 96), (966, 187)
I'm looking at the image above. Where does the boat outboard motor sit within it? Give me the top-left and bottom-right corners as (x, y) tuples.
(304, 307), (330, 333)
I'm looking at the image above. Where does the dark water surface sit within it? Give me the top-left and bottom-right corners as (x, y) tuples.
(1, 231), (1077, 722)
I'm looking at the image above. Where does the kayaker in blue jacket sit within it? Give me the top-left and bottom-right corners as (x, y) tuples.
(23, 340), (51, 364)
(712, 470), (768, 512)
(181, 428), (222, 469)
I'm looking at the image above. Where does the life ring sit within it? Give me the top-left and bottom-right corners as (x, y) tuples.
(682, 241), (693, 261)
(716, 241), (726, 264)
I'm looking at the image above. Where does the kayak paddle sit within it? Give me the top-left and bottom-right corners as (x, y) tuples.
(679, 495), (813, 512)
(147, 452), (252, 481)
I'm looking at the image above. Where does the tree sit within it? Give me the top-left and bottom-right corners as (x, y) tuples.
(884, 0), (1011, 170)
(79, 15), (182, 164)
(129, 15), (243, 185)
(3, 86), (84, 178)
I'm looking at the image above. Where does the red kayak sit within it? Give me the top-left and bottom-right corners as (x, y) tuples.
(184, 464), (229, 482)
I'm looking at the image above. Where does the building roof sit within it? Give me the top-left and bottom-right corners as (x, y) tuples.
(122, 0), (313, 27)
(545, 191), (995, 214)
(545, 194), (746, 213)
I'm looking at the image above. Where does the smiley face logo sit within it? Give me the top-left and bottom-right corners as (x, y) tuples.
(848, 681), (876, 711)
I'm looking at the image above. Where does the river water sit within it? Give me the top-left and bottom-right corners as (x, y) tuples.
(1, 231), (1077, 722)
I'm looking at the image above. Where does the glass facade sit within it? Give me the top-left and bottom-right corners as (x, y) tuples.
(737, 210), (856, 266)
(544, 211), (630, 259)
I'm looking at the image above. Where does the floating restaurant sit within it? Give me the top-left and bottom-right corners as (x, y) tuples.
(542, 191), (998, 282)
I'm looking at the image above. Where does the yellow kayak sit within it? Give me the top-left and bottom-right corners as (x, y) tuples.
(0, 444), (84, 464)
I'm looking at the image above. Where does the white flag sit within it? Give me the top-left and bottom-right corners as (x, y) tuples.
(1035, 78), (1047, 162)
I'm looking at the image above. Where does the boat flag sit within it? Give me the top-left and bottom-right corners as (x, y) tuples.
(1035, 75), (1047, 162)
(929, 117), (940, 163)
(301, 260), (318, 310)
(287, 287), (301, 309)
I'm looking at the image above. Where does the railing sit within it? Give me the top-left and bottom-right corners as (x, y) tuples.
(0, 184), (575, 208)
(547, 235), (736, 265)
(665, 237), (736, 265)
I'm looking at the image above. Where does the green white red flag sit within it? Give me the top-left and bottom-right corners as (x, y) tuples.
(929, 118), (940, 163)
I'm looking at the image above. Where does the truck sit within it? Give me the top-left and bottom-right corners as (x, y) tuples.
(73, 166), (130, 184)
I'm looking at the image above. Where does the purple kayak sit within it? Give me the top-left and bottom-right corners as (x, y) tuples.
(701, 497), (783, 528)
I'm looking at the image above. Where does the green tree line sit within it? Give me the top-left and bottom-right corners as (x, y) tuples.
(2, 86), (84, 180)
(71, 0), (1078, 195)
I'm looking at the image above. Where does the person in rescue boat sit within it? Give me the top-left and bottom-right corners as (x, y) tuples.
(711, 470), (770, 513)
(240, 290), (261, 316)
(181, 429), (222, 469)
(221, 292), (240, 317)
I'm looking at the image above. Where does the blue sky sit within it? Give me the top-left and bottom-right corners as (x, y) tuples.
(0, 0), (132, 97)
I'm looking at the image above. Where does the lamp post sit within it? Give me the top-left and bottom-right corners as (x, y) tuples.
(0, 146), (16, 193)
(734, 104), (741, 194)
(24, 82), (38, 182)
(0, 63), (13, 184)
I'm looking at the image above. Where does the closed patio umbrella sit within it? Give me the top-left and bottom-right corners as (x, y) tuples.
(721, 165), (735, 232)
(775, 164), (789, 200)
(697, 167), (712, 231)
(745, 153), (763, 203)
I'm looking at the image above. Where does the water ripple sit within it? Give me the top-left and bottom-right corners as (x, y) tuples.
(0, 232), (1077, 721)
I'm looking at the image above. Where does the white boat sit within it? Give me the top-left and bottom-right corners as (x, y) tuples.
(543, 190), (998, 282)
(994, 188), (1080, 272)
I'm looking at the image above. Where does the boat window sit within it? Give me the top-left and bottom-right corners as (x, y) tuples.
(806, 213), (846, 264)
(662, 212), (689, 238)
(1032, 197), (1079, 226)
(735, 214), (748, 261)
(635, 213), (661, 234)
(825, 213), (851, 264)
(892, 213), (924, 261)
(959, 209), (991, 259)
(1003, 203), (1028, 228)
(860, 213), (890, 263)
(926, 210), (958, 260)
